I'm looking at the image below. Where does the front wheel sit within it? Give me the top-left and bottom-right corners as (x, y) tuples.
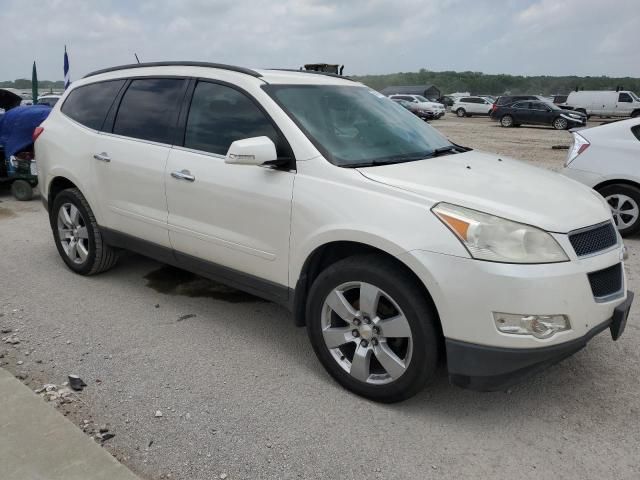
(553, 117), (568, 130)
(306, 255), (440, 403)
(598, 184), (640, 236)
(50, 187), (119, 275)
(456, 108), (466, 117)
(500, 115), (514, 127)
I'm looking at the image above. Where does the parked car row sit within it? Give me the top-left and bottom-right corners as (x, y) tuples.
(490, 100), (587, 129)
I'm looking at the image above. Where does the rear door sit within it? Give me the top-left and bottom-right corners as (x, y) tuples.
(511, 101), (531, 123)
(165, 79), (295, 292)
(92, 77), (187, 248)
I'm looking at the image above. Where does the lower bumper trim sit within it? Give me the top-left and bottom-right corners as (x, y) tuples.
(446, 291), (633, 391)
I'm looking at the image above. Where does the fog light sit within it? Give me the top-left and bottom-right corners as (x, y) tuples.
(493, 313), (570, 339)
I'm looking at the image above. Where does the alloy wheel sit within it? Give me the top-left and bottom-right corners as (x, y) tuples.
(321, 281), (413, 385)
(606, 194), (640, 230)
(554, 118), (568, 130)
(57, 203), (90, 264)
(501, 115), (513, 127)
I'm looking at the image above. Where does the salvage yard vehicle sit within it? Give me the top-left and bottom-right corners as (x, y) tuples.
(0, 104), (50, 200)
(491, 100), (586, 129)
(35, 62), (632, 402)
(563, 90), (640, 118)
(391, 98), (434, 120)
(387, 94), (445, 118)
(451, 96), (493, 117)
(563, 117), (640, 236)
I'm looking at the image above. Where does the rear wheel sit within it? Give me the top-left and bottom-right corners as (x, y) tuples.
(553, 117), (568, 130)
(500, 115), (514, 127)
(306, 255), (439, 403)
(50, 188), (119, 275)
(597, 184), (640, 236)
(11, 180), (33, 201)
(456, 108), (466, 118)
(632, 110), (640, 118)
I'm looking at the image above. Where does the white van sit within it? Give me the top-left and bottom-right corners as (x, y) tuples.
(564, 90), (640, 118)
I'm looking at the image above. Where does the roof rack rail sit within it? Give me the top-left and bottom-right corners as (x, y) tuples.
(84, 61), (262, 79)
(267, 68), (355, 82)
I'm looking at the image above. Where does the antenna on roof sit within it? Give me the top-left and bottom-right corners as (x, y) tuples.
(134, 53), (141, 64)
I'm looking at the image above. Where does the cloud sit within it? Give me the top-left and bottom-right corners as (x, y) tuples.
(0, 0), (638, 80)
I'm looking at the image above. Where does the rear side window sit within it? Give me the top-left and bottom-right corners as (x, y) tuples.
(61, 80), (125, 130)
(113, 78), (185, 144)
(184, 81), (281, 156)
(460, 97), (472, 103)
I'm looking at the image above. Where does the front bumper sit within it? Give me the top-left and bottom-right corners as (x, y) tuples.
(446, 291), (633, 391)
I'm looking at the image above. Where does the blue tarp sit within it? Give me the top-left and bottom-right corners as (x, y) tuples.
(0, 105), (51, 157)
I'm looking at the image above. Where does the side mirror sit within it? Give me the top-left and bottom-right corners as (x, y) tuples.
(225, 136), (277, 166)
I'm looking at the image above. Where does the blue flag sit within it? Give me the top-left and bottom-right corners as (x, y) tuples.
(64, 46), (71, 90)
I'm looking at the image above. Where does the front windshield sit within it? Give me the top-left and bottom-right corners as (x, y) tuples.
(265, 85), (452, 167)
(545, 101), (561, 110)
(630, 91), (640, 102)
(414, 95), (430, 102)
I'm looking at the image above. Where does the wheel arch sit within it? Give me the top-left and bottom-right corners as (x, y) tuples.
(47, 176), (79, 212)
(594, 178), (640, 192)
(291, 240), (443, 341)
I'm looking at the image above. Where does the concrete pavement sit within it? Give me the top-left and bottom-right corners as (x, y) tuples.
(0, 367), (140, 480)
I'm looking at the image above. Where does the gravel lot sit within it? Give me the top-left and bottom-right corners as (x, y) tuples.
(1, 115), (639, 480)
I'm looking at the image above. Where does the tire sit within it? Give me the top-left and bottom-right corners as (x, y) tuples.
(50, 187), (119, 275)
(553, 117), (568, 130)
(632, 110), (640, 118)
(456, 108), (466, 118)
(500, 115), (514, 127)
(597, 184), (640, 237)
(306, 254), (440, 403)
(11, 179), (33, 201)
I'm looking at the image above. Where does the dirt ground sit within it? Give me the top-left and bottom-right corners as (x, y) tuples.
(1, 115), (639, 480)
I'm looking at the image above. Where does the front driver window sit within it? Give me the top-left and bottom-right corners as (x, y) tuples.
(184, 81), (284, 157)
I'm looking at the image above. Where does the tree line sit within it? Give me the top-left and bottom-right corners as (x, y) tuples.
(352, 69), (640, 96)
(1, 79), (65, 89)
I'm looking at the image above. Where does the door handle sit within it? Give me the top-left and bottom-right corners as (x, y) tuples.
(171, 169), (195, 182)
(93, 152), (111, 162)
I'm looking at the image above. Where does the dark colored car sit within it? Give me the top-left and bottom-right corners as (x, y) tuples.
(391, 98), (434, 120)
(490, 100), (587, 129)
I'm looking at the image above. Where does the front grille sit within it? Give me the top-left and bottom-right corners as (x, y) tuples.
(588, 263), (623, 300)
(569, 222), (617, 257)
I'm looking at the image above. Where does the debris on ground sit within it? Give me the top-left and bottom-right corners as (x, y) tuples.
(155, 410), (163, 417)
(68, 374), (87, 391)
(551, 145), (569, 150)
(34, 383), (76, 405)
(2, 335), (20, 345)
(177, 314), (196, 322)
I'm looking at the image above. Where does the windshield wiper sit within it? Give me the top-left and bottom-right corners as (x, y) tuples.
(428, 145), (461, 157)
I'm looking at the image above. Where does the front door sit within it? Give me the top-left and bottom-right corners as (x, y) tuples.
(93, 77), (186, 248)
(165, 80), (295, 293)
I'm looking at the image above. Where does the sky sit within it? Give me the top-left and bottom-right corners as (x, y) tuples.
(1, 0), (639, 81)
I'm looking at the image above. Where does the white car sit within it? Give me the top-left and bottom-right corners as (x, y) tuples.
(35, 62), (632, 402)
(451, 96), (494, 117)
(564, 90), (640, 118)
(563, 117), (640, 236)
(387, 94), (445, 118)
(37, 94), (62, 107)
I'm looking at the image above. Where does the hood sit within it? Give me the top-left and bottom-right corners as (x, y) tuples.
(357, 150), (611, 233)
(416, 101), (443, 110)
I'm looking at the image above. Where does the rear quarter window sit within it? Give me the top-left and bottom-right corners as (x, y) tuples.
(61, 80), (125, 130)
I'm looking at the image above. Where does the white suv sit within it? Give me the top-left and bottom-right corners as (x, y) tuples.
(452, 96), (494, 117)
(35, 62), (632, 402)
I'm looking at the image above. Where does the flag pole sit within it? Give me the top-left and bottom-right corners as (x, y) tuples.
(32, 61), (38, 104)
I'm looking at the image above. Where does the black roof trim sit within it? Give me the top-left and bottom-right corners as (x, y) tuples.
(84, 61), (262, 79)
(267, 68), (355, 82)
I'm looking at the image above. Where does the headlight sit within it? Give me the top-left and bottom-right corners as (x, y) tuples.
(432, 203), (569, 263)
